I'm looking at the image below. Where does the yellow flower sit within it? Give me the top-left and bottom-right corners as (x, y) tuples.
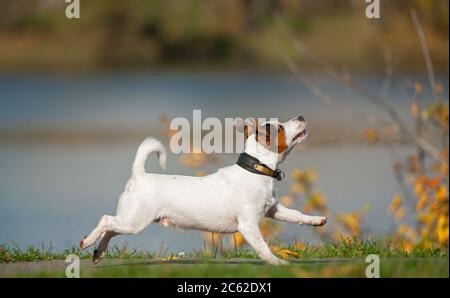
(394, 207), (406, 221)
(437, 216), (449, 245)
(397, 224), (409, 235)
(277, 249), (300, 260)
(270, 245), (281, 253)
(336, 212), (361, 237)
(436, 185), (448, 202)
(280, 195), (294, 207)
(289, 183), (305, 195)
(437, 226), (449, 245)
(364, 128), (378, 143)
(292, 169), (304, 180)
(231, 232), (245, 248)
(401, 241), (413, 253)
(417, 213), (433, 225)
(292, 168), (317, 184)
(293, 242), (305, 251)
(305, 169), (318, 183)
(418, 239), (432, 249)
(416, 193), (428, 212)
(414, 180), (425, 196)
(308, 193), (327, 210)
(388, 194), (402, 214)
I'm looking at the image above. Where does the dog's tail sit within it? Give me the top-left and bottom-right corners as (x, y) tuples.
(132, 137), (167, 179)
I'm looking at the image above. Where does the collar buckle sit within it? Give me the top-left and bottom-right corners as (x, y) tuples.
(273, 169), (285, 181)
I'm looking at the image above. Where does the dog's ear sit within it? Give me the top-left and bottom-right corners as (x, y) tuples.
(235, 117), (259, 140)
(255, 123), (274, 149)
(256, 124), (288, 154)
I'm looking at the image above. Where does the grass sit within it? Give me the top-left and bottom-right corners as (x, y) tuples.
(0, 238), (447, 263)
(1, 239), (447, 278)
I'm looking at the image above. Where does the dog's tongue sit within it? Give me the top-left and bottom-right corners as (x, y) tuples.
(294, 129), (307, 141)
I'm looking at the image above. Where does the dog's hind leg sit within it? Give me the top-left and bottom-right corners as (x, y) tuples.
(265, 202), (327, 226)
(80, 215), (114, 250)
(80, 215), (145, 250)
(92, 231), (117, 264)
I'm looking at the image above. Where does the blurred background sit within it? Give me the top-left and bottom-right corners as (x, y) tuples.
(0, 0), (448, 254)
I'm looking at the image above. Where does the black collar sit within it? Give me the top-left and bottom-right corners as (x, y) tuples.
(236, 152), (285, 181)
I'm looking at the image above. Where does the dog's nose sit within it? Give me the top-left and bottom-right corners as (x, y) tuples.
(296, 116), (305, 122)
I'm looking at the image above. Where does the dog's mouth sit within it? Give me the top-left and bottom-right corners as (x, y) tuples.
(293, 129), (307, 142)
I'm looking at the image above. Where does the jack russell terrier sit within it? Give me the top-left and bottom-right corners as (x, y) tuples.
(80, 116), (327, 265)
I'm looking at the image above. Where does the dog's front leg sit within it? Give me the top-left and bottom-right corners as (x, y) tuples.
(238, 221), (288, 266)
(265, 202), (327, 226)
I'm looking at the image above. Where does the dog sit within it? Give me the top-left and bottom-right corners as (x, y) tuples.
(80, 116), (327, 265)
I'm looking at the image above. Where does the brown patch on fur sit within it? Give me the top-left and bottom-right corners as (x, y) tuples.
(277, 125), (288, 153)
(243, 118), (259, 140)
(255, 124), (288, 154)
(255, 124), (268, 147)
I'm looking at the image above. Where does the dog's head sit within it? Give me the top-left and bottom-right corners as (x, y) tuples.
(236, 116), (308, 164)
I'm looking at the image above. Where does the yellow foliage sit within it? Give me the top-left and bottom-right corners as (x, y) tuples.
(397, 224), (409, 235)
(436, 185), (448, 202)
(364, 128), (378, 143)
(388, 194), (402, 213)
(336, 212), (362, 237)
(401, 241), (413, 253)
(289, 183), (305, 195)
(416, 193), (428, 212)
(394, 207), (407, 221)
(293, 242), (305, 251)
(304, 192), (327, 213)
(277, 249), (300, 259)
(414, 178), (425, 196)
(280, 195), (294, 207)
(292, 168), (318, 183)
(437, 215), (449, 245)
(231, 232), (245, 249)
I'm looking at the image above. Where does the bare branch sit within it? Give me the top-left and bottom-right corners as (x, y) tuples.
(410, 8), (439, 101)
(275, 13), (448, 167)
(380, 45), (393, 100)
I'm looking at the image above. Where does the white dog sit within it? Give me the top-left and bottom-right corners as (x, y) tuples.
(80, 116), (327, 265)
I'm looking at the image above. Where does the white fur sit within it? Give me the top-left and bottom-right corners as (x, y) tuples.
(81, 117), (327, 265)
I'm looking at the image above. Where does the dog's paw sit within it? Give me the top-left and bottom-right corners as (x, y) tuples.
(92, 249), (105, 264)
(79, 236), (88, 250)
(311, 216), (327, 227)
(268, 258), (290, 266)
(274, 259), (290, 266)
(278, 259), (290, 266)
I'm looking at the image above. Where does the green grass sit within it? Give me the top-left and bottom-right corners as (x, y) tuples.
(1, 238), (447, 263)
(1, 239), (448, 278)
